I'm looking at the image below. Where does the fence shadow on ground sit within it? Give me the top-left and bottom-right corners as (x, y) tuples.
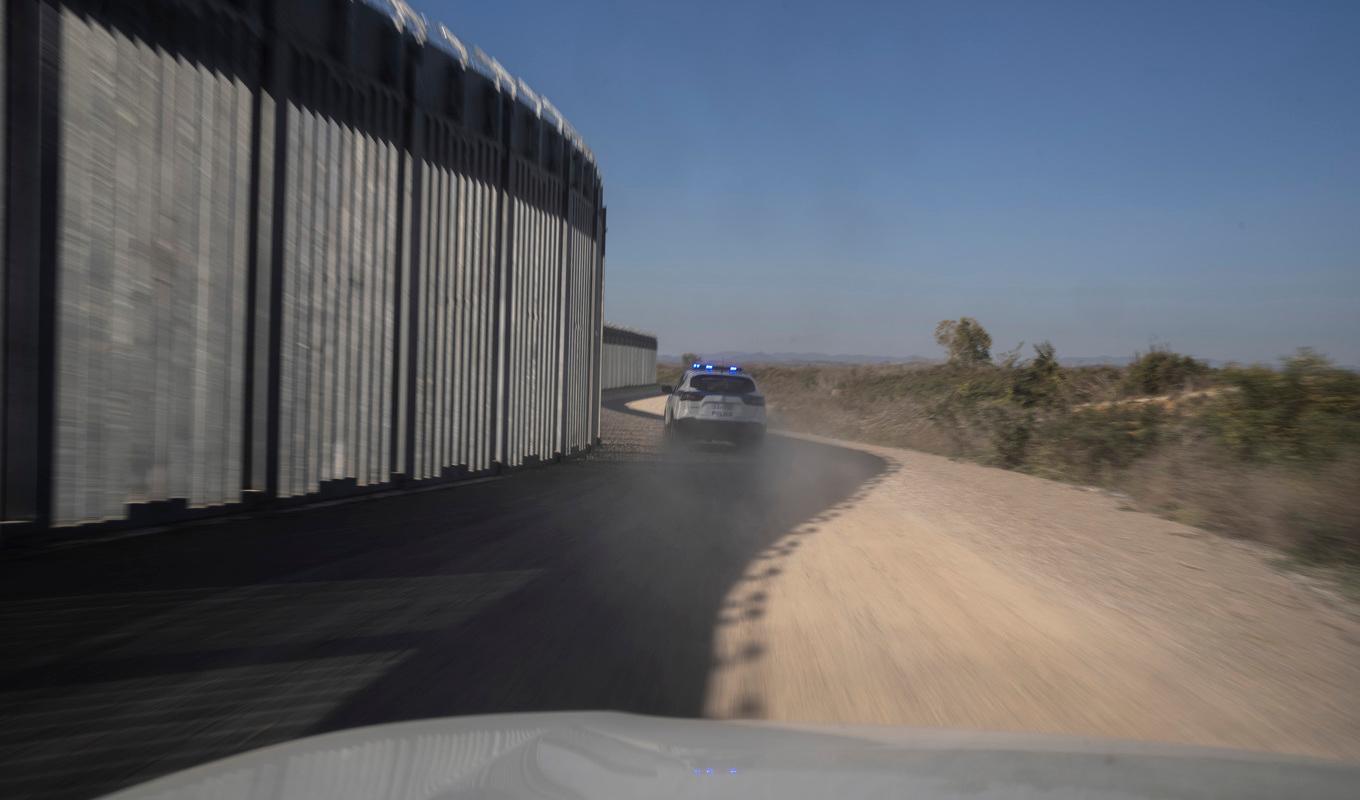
(0, 391), (887, 799)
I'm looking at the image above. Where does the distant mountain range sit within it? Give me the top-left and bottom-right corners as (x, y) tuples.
(660, 352), (937, 365)
(1057, 356), (1134, 367)
(660, 352), (1231, 368)
(1058, 355), (1232, 368)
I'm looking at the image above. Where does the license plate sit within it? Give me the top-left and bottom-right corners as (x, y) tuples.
(710, 406), (734, 418)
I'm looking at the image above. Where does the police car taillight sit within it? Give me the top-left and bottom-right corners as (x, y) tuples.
(741, 395), (765, 406)
(677, 390), (705, 401)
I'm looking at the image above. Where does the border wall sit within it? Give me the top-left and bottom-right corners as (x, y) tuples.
(1, 0), (606, 538)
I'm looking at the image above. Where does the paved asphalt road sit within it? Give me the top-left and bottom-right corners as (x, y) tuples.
(0, 389), (886, 799)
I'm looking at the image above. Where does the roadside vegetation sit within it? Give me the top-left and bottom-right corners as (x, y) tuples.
(661, 323), (1360, 589)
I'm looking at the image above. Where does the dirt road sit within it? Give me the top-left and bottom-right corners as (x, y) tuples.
(2, 390), (1358, 798)
(630, 394), (1360, 760)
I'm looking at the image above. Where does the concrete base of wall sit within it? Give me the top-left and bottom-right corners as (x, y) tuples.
(0, 444), (598, 554)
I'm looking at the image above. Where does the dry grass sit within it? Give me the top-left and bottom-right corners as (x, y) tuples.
(1123, 444), (1350, 532)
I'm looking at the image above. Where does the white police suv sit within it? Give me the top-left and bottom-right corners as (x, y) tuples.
(661, 363), (767, 447)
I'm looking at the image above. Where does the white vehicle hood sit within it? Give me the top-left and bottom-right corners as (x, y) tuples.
(102, 712), (1358, 800)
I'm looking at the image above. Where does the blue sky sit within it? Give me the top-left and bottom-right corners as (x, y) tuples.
(415, 0), (1360, 364)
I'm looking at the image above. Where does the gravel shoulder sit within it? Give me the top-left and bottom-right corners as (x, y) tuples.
(630, 395), (1360, 761)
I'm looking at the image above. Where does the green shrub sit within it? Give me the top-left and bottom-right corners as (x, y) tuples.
(1011, 341), (1064, 408)
(1204, 350), (1360, 462)
(1122, 347), (1210, 396)
(1030, 404), (1165, 482)
(986, 405), (1034, 468)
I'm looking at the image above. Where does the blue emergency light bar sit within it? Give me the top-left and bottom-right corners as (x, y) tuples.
(689, 361), (743, 373)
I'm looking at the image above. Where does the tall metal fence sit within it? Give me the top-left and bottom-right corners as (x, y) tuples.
(601, 324), (657, 390)
(0, 0), (606, 537)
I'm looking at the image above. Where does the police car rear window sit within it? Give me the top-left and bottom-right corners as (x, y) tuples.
(690, 375), (756, 394)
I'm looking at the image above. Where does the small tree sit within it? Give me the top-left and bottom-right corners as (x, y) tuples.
(1012, 341), (1063, 407)
(680, 352), (699, 366)
(934, 317), (993, 366)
